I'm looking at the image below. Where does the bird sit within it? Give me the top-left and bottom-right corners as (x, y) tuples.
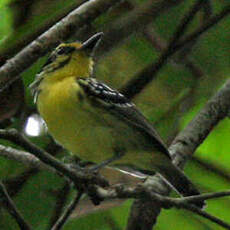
(30, 32), (204, 208)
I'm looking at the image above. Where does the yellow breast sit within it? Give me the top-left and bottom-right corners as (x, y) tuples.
(37, 76), (115, 162)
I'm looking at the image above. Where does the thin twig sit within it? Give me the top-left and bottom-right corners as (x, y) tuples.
(176, 190), (230, 203)
(48, 182), (71, 229)
(0, 182), (32, 230)
(95, 185), (230, 230)
(97, 0), (184, 57)
(142, 2), (211, 122)
(143, 26), (204, 123)
(0, 138), (64, 201)
(121, 3), (230, 99)
(176, 0), (212, 63)
(177, 0), (213, 61)
(183, 204), (230, 230)
(167, 0), (205, 50)
(0, 143), (55, 173)
(51, 191), (83, 230)
(174, 4), (230, 56)
(121, 0), (205, 99)
(144, 26), (204, 79)
(192, 156), (230, 182)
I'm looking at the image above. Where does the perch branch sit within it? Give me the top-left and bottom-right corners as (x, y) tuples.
(0, 129), (108, 188)
(95, 185), (230, 229)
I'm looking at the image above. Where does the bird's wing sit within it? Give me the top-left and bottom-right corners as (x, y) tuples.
(78, 78), (170, 159)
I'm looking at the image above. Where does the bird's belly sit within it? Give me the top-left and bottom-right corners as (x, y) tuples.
(37, 84), (116, 162)
(59, 123), (116, 163)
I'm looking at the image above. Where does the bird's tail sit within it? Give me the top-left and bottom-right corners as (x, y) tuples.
(157, 162), (205, 209)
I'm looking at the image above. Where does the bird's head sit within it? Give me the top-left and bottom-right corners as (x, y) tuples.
(30, 33), (103, 102)
(37, 32), (103, 81)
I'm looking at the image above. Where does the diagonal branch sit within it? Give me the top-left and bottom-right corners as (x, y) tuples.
(0, 1), (88, 66)
(0, 143), (55, 173)
(48, 182), (71, 229)
(121, 0), (205, 99)
(0, 0), (185, 94)
(95, 185), (230, 229)
(183, 204), (230, 230)
(97, 0), (184, 58)
(121, 4), (230, 99)
(0, 181), (32, 230)
(0, 129), (108, 188)
(51, 190), (83, 230)
(96, 185), (230, 204)
(125, 1), (208, 229)
(126, 75), (230, 230)
(192, 155), (230, 182)
(174, 4), (230, 54)
(0, 0), (123, 92)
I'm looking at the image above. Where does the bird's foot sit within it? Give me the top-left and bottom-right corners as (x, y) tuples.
(88, 155), (122, 172)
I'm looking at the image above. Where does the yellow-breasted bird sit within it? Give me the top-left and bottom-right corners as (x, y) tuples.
(30, 33), (204, 208)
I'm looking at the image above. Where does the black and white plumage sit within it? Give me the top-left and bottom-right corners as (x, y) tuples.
(78, 78), (133, 108)
(78, 77), (170, 158)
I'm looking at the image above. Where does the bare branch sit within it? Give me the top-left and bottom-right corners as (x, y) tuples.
(121, 0), (205, 99)
(1, 74), (230, 230)
(95, 184), (230, 204)
(183, 204), (230, 230)
(51, 191), (83, 230)
(97, 0), (184, 57)
(0, 143), (55, 173)
(125, 74), (230, 230)
(48, 182), (71, 229)
(0, 1), (88, 66)
(121, 4), (230, 99)
(0, 182), (32, 230)
(0, 129), (108, 188)
(125, 1), (208, 229)
(95, 185), (230, 229)
(170, 79), (230, 162)
(174, 4), (230, 57)
(143, 27), (204, 79)
(0, 0), (123, 92)
(192, 155), (230, 182)
(176, 190), (230, 203)
(104, 185), (230, 229)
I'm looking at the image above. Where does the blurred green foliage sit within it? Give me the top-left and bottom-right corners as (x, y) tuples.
(0, 0), (230, 229)
(0, 1), (12, 41)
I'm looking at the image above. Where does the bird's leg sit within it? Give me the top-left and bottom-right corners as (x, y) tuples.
(89, 154), (123, 172)
(89, 147), (125, 172)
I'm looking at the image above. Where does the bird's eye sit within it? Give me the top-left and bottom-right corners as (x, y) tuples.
(56, 46), (75, 55)
(56, 47), (66, 55)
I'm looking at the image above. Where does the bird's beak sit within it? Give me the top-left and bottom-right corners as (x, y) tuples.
(80, 32), (103, 56)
